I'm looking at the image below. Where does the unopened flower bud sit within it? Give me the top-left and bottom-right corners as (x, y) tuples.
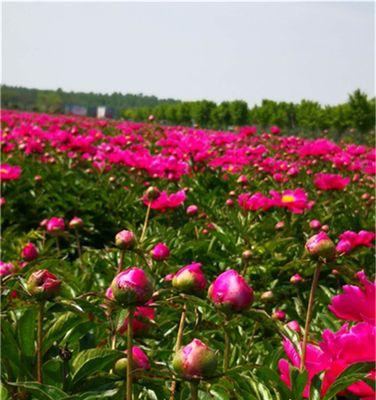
(115, 230), (136, 250)
(305, 232), (335, 260)
(26, 269), (61, 300)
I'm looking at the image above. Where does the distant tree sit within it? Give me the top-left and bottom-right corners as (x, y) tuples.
(347, 89), (375, 133)
(229, 100), (248, 126)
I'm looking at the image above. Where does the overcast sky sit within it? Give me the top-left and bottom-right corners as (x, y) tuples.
(2, 1), (375, 106)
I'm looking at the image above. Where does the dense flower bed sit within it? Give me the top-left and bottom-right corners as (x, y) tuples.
(1, 109), (375, 400)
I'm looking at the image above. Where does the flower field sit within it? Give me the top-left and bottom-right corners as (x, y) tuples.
(1, 109), (375, 400)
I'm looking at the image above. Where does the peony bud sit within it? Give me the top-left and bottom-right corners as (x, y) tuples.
(309, 219), (321, 230)
(305, 232), (335, 260)
(286, 320), (301, 333)
(208, 269), (254, 313)
(110, 267), (152, 306)
(172, 339), (217, 380)
(237, 175), (248, 185)
(151, 242), (170, 261)
(114, 346), (150, 376)
(321, 225), (329, 232)
(260, 290), (274, 301)
(115, 230), (136, 250)
(225, 198), (234, 207)
(186, 205), (198, 216)
(290, 274), (304, 285)
(68, 217), (84, 229)
(26, 269), (61, 300)
(272, 309), (286, 321)
(21, 243), (38, 261)
(144, 186), (160, 201)
(275, 221), (285, 230)
(118, 303), (155, 336)
(242, 250), (252, 262)
(46, 217), (65, 235)
(172, 262), (207, 296)
(0, 261), (15, 277)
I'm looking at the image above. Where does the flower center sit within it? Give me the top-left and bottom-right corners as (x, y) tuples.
(281, 195), (295, 203)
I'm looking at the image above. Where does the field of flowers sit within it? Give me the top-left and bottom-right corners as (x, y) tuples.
(1, 109), (375, 400)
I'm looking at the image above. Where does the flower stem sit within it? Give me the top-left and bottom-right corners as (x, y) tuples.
(56, 237), (61, 257)
(37, 302), (45, 383)
(74, 230), (83, 270)
(140, 203), (151, 243)
(300, 263), (322, 372)
(126, 308), (134, 400)
(169, 303), (187, 400)
(117, 250), (125, 274)
(223, 327), (230, 372)
(190, 381), (199, 400)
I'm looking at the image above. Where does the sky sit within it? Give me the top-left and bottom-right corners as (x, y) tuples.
(1, 1), (375, 106)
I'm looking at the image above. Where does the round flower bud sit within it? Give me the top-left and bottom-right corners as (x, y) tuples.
(242, 250), (252, 262)
(225, 199), (234, 207)
(186, 205), (198, 216)
(144, 186), (160, 201)
(46, 217), (65, 236)
(290, 274), (304, 285)
(26, 269), (61, 300)
(309, 219), (321, 230)
(0, 261), (15, 278)
(21, 243), (38, 262)
(305, 232), (335, 260)
(114, 346), (150, 377)
(275, 221), (285, 230)
(171, 262), (207, 296)
(68, 217), (84, 229)
(260, 290), (274, 302)
(285, 320), (301, 333)
(208, 269), (254, 313)
(115, 230), (136, 250)
(172, 339), (218, 380)
(118, 303), (155, 337)
(272, 309), (286, 321)
(151, 243), (170, 261)
(110, 268), (152, 306)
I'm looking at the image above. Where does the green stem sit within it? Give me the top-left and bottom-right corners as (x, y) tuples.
(126, 308), (134, 400)
(56, 236), (61, 257)
(37, 302), (45, 383)
(140, 203), (151, 243)
(223, 327), (230, 372)
(169, 303), (187, 400)
(190, 381), (199, 400)
(117, 250), (125, 274)
(75, 230), (83, 270)
(300, 263), (322, 372)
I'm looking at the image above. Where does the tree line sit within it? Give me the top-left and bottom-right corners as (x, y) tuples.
(1, 85), (179, 116)
(122, 90), (375, 134)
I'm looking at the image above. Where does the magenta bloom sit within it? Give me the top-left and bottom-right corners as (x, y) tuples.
(309, 219), (321, 230)
(285, 320), (301, 333)
(290, 274), (303, 285)
(46, 217), (65, 235)
(271, 188), (313, 214)
(151, 242), (170, 261)
(272, 309), (286, 321)
(110, 267), (153, 306)
(0, 261), (15, 277)
(26, 269), (61, 300)
(172, 338), (218, 379)
(143, 189), (186, 211)
(313, 173), (350, 191)
(270, 125), (281, 135)
(0, 164), (22, 181)
(171, 262), (207, 296)
(208, 269), (254, 313)
(238, 192), (274, 211)
(329, 271), (375, 324)
(21, 242), (38, 261)
(336, 230), (375, 254)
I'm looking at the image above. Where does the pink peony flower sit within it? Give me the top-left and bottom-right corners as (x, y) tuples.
(270, 125), (281, 135)
(68, 216), (84, 229)
(309, 219), (321, 230)
(286, 320), (301, 333)
(328, 271), (375, 324)
(313, 173), (350, 191)
(21, 242), (38, 261)
(143, 189), (186, 211)
(336, 230), (375, 254)
(290, 274), (303, 285)
(272, 309), (286, 321)
(151, 242), (170, 261)
(186, 204), (198, 216)
(118, 303), (155, 336)
(270, 188), (313, 214)
(115, 230), (135, 250)
(305, 232), (335, 259)
(208, 269), (254, 313)
(0, 164), (22, 181)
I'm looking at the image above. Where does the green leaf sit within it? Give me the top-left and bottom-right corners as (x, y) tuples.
(18, 307), (37, 357)
(309, 373), (322, 400)
(8, 382), (67, 400)
(322, 362), (374, 400)
(291, 367), (308, 400)
(0, 383), (10, 400)
(70, 348), (123, 386)
(43, 312), (81, 354)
